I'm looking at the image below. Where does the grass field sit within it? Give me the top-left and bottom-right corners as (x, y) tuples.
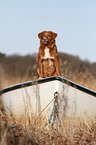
(0, 69), (96, 144)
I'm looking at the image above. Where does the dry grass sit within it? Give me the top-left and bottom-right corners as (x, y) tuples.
(61, 68), (96, 91)
(0, 110), (96, 145)
(1, 68), (96, 91)
(0, 68), (96, 144)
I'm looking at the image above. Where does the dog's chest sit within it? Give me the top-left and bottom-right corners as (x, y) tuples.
(44, 47), (50, 58)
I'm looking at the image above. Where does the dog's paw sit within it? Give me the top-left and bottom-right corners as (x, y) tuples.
(38, 77), (43, 79)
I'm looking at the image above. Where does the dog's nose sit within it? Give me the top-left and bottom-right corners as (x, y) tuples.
(43, 37), (48, 42)
(43, 39), (48, 45)
(43, 37), (47, 40)
(44, 39), (46, 42)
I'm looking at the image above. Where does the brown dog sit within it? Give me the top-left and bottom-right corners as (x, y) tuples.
(37, 31), (60, 78)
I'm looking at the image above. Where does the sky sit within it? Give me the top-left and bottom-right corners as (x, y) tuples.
(0, 0), (96, 63)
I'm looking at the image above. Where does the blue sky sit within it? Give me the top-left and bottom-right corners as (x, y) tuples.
(0, 0), (96, 62)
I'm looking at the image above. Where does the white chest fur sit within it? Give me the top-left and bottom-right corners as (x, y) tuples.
(44, 47), (50, 59)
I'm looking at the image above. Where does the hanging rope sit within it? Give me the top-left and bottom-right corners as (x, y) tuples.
(34, 98), (55, 125)
(34, 88), (65, 128)
(42, 91), (60, 128)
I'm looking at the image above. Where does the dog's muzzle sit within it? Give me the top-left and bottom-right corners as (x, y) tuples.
(43, 39), (49, 45)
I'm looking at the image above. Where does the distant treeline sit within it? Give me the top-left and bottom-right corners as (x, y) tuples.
(0, 52), (96, 79)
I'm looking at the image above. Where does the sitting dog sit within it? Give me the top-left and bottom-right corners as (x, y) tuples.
(37, 31), (60, 78)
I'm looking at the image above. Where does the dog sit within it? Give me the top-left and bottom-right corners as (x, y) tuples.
(37, 31), (60, 78)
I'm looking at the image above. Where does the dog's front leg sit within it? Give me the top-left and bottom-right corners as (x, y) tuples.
(54, 59), (60, 76)
(38, 60), (43, 78)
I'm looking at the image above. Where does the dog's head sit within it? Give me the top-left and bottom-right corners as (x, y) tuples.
(38, 31), (57, 45)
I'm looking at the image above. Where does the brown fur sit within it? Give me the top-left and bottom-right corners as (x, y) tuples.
(37, 31), (60, 78)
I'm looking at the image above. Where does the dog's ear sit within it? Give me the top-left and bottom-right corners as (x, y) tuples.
(38, 32), (43, 39)
(52, 32), (57, 39)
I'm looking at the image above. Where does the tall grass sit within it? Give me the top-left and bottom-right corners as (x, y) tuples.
(0, 110), (96, 145)
(61, 68), (96, 91)
(1, 67), (96, 91)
